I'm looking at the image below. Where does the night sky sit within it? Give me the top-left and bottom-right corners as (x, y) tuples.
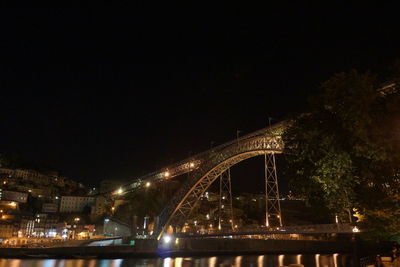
(1, 6), (400, 191)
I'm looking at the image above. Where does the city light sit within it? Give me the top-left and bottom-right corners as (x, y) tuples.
(111, 207), (115, 211)
(163, 234), (172, 244)
(9, 202), (16, 207)
(74, 217), (80, 222)
(189, 162), (195, 168)
(145, 182), (151, 187)
(164, 171), (170, 178)
(117, 188), (123, 195)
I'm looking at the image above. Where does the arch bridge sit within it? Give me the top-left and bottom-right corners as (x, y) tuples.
(112, 122), (288, 238)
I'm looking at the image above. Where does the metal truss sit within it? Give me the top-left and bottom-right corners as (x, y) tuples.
(218, 168), (234, 231)
(156, 130), (284, 239)
(264, 152), (282, 228)
(110, 121), (288, 197)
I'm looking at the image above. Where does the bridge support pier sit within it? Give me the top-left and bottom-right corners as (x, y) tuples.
(218, 168), (234, 231)
(264, 152), (283, 228)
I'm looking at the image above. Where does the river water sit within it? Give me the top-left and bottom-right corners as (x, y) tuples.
(0, 254), (354, 267)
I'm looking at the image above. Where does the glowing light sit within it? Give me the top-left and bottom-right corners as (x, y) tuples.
(257, 255), (264, 267)
(117, 188), (123, 195)
(163, 258), (172, 267)
(333, 253), (338, 267)
(297, 254), (302, 264)
(189, 162), (195, 168)
(235, 256), (242, 267)
(206, 214), (210, 219)
(74, 217), (80, 222)
(163, 235), (172, 244)
(164, 171), (170, 178)
(111, 207), (115, 211)
(352, 226), (360, 232)
(145, 182), (151, 187)
(315, 254), (320, 267)
(278, 255), (284, 266)
(208, 257), (217, 267)
(9, 202), (16, 207)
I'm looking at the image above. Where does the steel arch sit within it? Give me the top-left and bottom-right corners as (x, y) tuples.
(156, 133), (284, 238)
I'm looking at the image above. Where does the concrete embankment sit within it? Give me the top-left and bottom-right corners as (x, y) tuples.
(0, 239), (359, 258)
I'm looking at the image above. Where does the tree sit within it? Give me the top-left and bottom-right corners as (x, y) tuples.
(283, 69), (400, 240)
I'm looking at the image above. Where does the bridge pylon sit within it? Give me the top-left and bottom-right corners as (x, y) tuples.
(218, 168), (234, 231)
(264, 152), (283, 228)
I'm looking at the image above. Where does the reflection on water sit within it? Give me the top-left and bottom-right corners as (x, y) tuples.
(0, 254), (353, 267)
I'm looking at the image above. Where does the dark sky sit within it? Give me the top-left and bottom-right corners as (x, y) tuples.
(1, 6), (399, 189)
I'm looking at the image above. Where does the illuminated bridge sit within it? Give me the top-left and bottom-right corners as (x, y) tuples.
(107, 121), (289, 238)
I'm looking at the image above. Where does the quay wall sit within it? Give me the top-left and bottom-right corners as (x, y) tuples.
(0, 238), (357, 258)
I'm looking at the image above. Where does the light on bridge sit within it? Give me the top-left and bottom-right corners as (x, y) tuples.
(189, 162), (195, 168)
(117, 188), (123, 195)
(163, 234), (172, 244)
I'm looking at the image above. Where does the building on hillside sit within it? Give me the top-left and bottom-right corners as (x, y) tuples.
(0, 168), (81, 193)
(19, 214), (63, 238)
(0, 190), (28, 203)
(90, 196), (107, 220)
(59, 196), (95, 213)
(42, 203), (58, 213)
(0, 200), (19, 212)
(0, 222), (15, 239)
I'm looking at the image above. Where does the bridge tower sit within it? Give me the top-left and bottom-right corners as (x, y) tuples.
(218, 168), (234, 231)
(264, 152), (283, 228)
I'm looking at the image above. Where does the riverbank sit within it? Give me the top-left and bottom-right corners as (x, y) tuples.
(0, 238), (390, 259)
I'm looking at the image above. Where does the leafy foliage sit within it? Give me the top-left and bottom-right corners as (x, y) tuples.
(283, 69), (400, 239)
